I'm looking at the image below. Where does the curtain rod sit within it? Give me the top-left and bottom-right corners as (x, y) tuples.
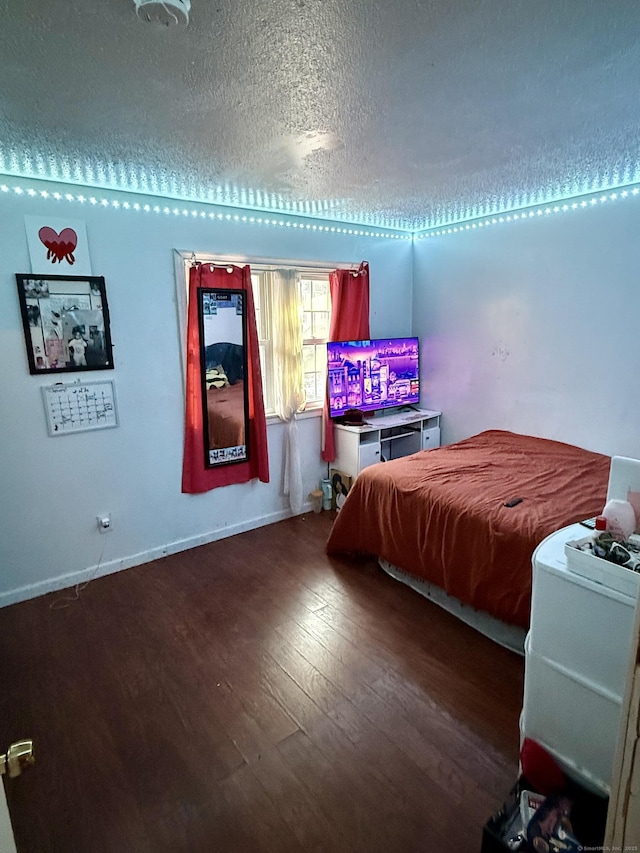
(190, 255), (235, 273)
(177, 249), (363, 273)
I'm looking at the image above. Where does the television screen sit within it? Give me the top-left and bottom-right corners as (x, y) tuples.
(327, 336), (420, 417)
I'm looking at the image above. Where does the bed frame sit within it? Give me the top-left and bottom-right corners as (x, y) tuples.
(379, 558), (527, 654)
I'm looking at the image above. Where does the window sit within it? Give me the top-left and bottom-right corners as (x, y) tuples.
(301, 276), (331, 404)
(179, 254), (333, 417)
(251, 268), (331, 414)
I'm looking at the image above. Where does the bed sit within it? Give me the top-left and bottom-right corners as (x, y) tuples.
(326, 430), (610, 648)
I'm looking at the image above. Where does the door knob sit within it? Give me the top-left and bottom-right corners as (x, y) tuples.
(0, 740), (35, 778)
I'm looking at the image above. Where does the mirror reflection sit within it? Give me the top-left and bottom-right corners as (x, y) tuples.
(199, 289), (249, 468)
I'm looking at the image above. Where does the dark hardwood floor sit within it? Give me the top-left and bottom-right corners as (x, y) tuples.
(0, 512), (524, 852)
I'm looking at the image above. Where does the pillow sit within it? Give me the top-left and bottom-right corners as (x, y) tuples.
(206, 364), (229, 389)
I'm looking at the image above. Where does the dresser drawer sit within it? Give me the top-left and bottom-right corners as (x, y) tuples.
(529, 560), (635, 699)
(522, 642), (621, 795)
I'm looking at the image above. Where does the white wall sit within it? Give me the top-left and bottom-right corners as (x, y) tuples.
(413, 200), (640, 459)
(0, 184), (413, 606)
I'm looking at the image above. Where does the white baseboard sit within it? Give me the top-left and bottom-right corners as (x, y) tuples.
(0, 505), (308, 609)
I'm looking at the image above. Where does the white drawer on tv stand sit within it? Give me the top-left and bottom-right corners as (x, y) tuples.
(332, 409), (441, 480)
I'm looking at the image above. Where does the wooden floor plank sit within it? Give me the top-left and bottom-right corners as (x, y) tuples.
(0, 512), (523, 852)
(248, 742), (351, 852)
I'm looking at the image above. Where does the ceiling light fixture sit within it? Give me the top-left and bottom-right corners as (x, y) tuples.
(133, 0), (191, 26)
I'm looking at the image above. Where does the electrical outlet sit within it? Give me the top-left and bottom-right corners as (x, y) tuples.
(97, 514), (112, 533)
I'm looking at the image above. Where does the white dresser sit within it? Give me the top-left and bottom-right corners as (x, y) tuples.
(522, 522), (639, 795)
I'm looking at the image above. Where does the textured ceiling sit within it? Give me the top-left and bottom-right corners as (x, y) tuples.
(1, 0), (640, 230)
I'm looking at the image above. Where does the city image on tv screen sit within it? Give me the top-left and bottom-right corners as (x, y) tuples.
(327, 336), (420, 417)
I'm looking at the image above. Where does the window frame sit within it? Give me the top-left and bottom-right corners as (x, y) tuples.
(299, 272), (332, 409)
(174, 251), (355, 418)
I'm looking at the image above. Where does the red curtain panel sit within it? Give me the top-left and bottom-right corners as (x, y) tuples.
(181, 263), (269, 493)
(321, 261), (370, 462)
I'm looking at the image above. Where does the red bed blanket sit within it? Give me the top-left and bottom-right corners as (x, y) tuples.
(326, 430), (610, 627)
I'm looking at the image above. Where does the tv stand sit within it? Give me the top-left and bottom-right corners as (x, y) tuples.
(332, 408), (441, 480)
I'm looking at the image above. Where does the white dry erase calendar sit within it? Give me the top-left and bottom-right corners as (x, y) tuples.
(42, 380), (118, 436)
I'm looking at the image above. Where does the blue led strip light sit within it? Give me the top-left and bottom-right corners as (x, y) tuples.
(414, 186), (640, 240)
(2, 174), (640, 240)
(0, 176), (411, 241)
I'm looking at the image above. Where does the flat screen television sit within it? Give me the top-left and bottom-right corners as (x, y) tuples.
(327, 336), (420, 418)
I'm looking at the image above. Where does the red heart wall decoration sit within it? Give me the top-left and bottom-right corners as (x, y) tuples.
(38, 226), (78, 265)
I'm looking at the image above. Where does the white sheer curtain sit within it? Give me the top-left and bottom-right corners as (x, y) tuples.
(270, 269), (306, 513)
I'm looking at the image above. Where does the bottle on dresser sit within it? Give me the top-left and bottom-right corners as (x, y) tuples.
(602, 499), (637, 541)
(591, 515), (609, 558)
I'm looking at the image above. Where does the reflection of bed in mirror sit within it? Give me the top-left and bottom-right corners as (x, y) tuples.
(206, 380), (245, 448)
(204, 341), (246, 449)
